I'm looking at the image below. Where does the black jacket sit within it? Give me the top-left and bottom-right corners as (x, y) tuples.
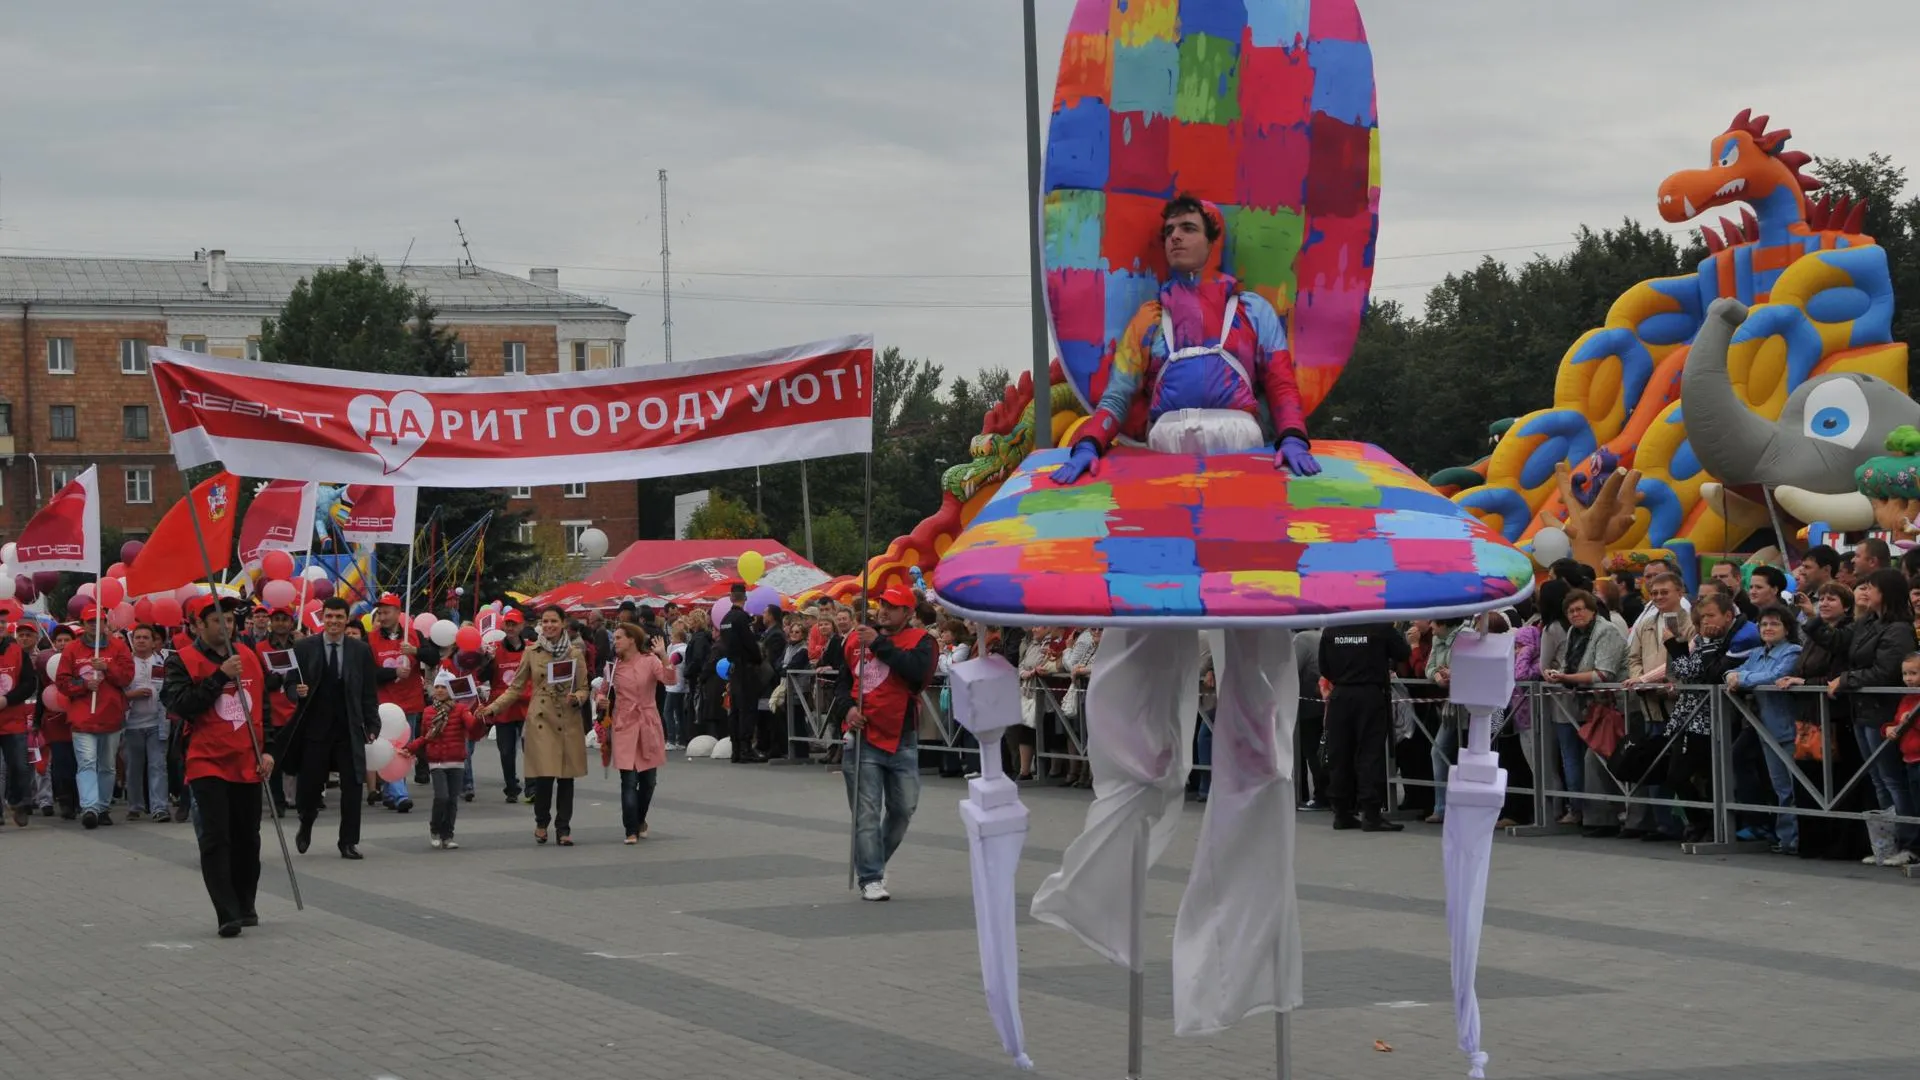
(1319, 623), (1411, 689)
(271, 633), (382, 775)
(1805, 611), (1915, 726)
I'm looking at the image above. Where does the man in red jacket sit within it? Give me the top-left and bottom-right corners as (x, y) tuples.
(160, 595), (270, 938)
(841, 585), (936, 902)
(0, 621), (38, 826)
(60, 605), (135, 829)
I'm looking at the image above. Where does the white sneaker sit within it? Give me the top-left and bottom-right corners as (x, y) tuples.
(1863, 853), (1886, 865)
(861, 881), (890, 902)
(1885, 851), (1915, 867)
(429, 835), (444, 849)
(443, 838), (459, 850)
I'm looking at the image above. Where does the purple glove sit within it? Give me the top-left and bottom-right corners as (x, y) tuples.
(1276, 436), (1320, 476)
(1051, 442), (1101, 485)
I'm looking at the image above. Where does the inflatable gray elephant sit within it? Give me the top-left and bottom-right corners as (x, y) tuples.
(1682, 297), (1919, 531)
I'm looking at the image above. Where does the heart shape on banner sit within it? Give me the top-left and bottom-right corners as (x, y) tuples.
(347, 392), (435, 474)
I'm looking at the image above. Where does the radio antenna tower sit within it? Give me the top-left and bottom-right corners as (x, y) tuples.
(658, 169), (673, 364)
(453, 218), (478, 277)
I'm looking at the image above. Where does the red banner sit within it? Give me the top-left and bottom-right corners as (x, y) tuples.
(238, 480), (317, 565)
(338, 484), (417, 545)
(126, 472), (240, 597)
(16, 466), (100, 575)
(149, 337), (874, 487)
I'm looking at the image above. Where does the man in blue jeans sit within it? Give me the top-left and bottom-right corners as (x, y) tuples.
(841, 586), (937, 901)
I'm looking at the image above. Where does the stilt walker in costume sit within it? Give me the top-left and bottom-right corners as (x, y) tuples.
(932, 0), (1537, 1071)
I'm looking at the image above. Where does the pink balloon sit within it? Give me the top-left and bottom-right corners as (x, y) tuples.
(96, 578), (125, 608)
(106, 562), (128, 579)
(66, 595), (88, 619)
(261, 550), (296, 581)
(75, 582), (96, 600)
(108, 603), (135, 631)
(261, 579), (298, 608)
(174, 585), (200, 603)
(411, 612), (436, 633)
(41, 686), (66, 712)
(711, 596), (733, 623)
(377, 746), (412, 783)
(120, 540), (144, 564)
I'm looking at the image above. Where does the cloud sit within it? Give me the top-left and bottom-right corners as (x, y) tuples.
(4, 0), (1919, 389)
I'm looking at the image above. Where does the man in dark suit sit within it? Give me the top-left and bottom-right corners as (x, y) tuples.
(274, 596), (380, 859)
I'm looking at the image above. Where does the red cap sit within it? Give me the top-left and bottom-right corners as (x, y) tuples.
(186, 595), (245, 622)
(79, 605), (101, 622)
(878, 585), (916, 609)
(376, 593), (403, 609)
(502, 609), (525, 625)
(266, 606), (296, 619)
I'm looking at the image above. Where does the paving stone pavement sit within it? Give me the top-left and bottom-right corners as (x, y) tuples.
(4, 750), (1919, 1080)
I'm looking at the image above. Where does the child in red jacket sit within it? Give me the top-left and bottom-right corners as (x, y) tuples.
(399, 672), (490, 849)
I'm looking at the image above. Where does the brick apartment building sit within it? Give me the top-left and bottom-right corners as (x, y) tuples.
(0, 252), (638, 556)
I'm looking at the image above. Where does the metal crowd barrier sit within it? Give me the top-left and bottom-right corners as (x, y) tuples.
(770, 667), (1920, 871)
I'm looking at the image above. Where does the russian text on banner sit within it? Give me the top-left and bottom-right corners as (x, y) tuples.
(149, 336), (874, 487)
(15, 465), (101, 574)
(238, 479), (319, 564)
(336, 484), (418, 546)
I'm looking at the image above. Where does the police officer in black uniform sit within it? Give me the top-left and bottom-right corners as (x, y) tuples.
(1318, 622), (1410, 831)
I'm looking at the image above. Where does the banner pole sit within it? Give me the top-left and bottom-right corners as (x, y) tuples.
(182, 479), (303, 912)
(849, 449), (872, 891)
(90, 571), (103, 711)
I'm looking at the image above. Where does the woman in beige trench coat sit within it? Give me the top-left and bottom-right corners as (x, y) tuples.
(484, 606), (590, 845)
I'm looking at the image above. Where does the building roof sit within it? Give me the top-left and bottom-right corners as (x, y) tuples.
(0, 255), (628, 316)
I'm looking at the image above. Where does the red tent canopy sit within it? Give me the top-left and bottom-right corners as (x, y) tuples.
(585, 540), (830, 605)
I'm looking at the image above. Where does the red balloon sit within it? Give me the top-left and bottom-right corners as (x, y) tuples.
(261, 550), (296, 581)
(261, 580), (298, 608)
(106, 562), (128, 579)
(120, 540), (144, 564)
(454, 626), (482, 653)
(13, 578), (36, 604)
(97, 578), (125, 608)
(109, 603), (136, 631)
(42, 687), (66, 712)
(151, 597), (183, 626)
(311, 578), (335, 600)
(134, 598), (155, 623)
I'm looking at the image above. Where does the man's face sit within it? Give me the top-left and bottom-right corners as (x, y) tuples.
(1648, 580), (1681, 613)
(1796, 558), (1830, 589)
(322, 608), (349, 636)
(1711, 564), (1741, 592)
(250, 612), (269, 636)
(376, 606), (399, 630)
(833, 610), (854, 635)
(1162, 211), (1209, 273)
(131, 628), (155, 654)
(1695, 604), (1730, 638)
(877, 603), (911, 630)
(199, 612), (232, 647)
(14, 627), (37, 651)
(1749, 576), (1780, 608)
(271, 613), (295, 639)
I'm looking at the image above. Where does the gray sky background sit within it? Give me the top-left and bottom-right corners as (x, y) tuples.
(3, 0), (1917, 385)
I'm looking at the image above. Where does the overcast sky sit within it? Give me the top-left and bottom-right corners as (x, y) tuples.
(3, 0), (1918, 385)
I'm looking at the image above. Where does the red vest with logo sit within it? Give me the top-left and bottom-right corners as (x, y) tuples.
(0, 642), (28, 737)
(843, 626), (931, 755)
(178, 643), (267, 785)
(251, 639), (299, 728)
(371, 626), (425, 713)
(490, 647), (529, 723)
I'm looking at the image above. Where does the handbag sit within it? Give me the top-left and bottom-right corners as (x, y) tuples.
(1577, 695), (1627, 758)
(1793, 719), (1824, 761)
(1606, 731), (1669, 786)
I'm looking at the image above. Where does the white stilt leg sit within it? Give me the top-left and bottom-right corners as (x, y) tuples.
(1126, 816), (1148, 1080)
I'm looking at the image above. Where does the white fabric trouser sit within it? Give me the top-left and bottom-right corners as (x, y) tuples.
(1030, 408), (1302, 1036)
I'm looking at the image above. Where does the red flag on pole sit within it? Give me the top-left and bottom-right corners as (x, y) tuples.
(338, 484), (418, 545)
(238, 480), (318, 565)
(126, 471), (241, 597)
(14, 466), (102, 575)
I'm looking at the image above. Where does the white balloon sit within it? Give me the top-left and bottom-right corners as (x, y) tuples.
(377, 702), (410, 743)
(45, 653), (60, 681)
(303, 565), (329, 582)
(364, 738), (396, 773)
(429, 619), (458, 648)
(1530, 526), (1572, 568)
(1, 543), (15, 564)
(685, 734), (716, 760)
(481, 628), (506, 646)
(0, 575), (13, 603)
(710, 736), (732, 760)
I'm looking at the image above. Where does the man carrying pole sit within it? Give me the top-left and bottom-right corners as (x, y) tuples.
(161, 594), (273, 937)
(841, 584), (936, 902)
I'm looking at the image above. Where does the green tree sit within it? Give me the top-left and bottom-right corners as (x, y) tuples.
(256, 258), (533, 608)
(787, 508), (864, 576)
(685, 492), (765, 540)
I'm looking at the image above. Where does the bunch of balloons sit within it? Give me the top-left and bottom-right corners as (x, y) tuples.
(709, 549), (784, 622)
(361, 703), (417, 783)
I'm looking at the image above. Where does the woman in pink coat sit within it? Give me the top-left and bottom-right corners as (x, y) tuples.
(597, 623), (676, 843)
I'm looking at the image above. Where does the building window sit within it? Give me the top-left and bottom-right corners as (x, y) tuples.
(515, 522), (536, 545)
(120, 339), (149, 374)
(510, 486), (531, 499)
(47, 338), (75, 375)
(0, 403), (12, 437)
(125, 467), (154, 505)
(563, 482), (587, 499)
(613, 341), (625, 366)
(49, 405), (76, 441)
(564, 521), (591, 556)
(245, 338), (262, 361)
(124, 405), (150, 441)
(503, 341), (526, 374)
(450, 341), (467, 370)
(571, 341), (588, 372)
(48, 466), (77, 491)
(180, 337), (208, 353)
